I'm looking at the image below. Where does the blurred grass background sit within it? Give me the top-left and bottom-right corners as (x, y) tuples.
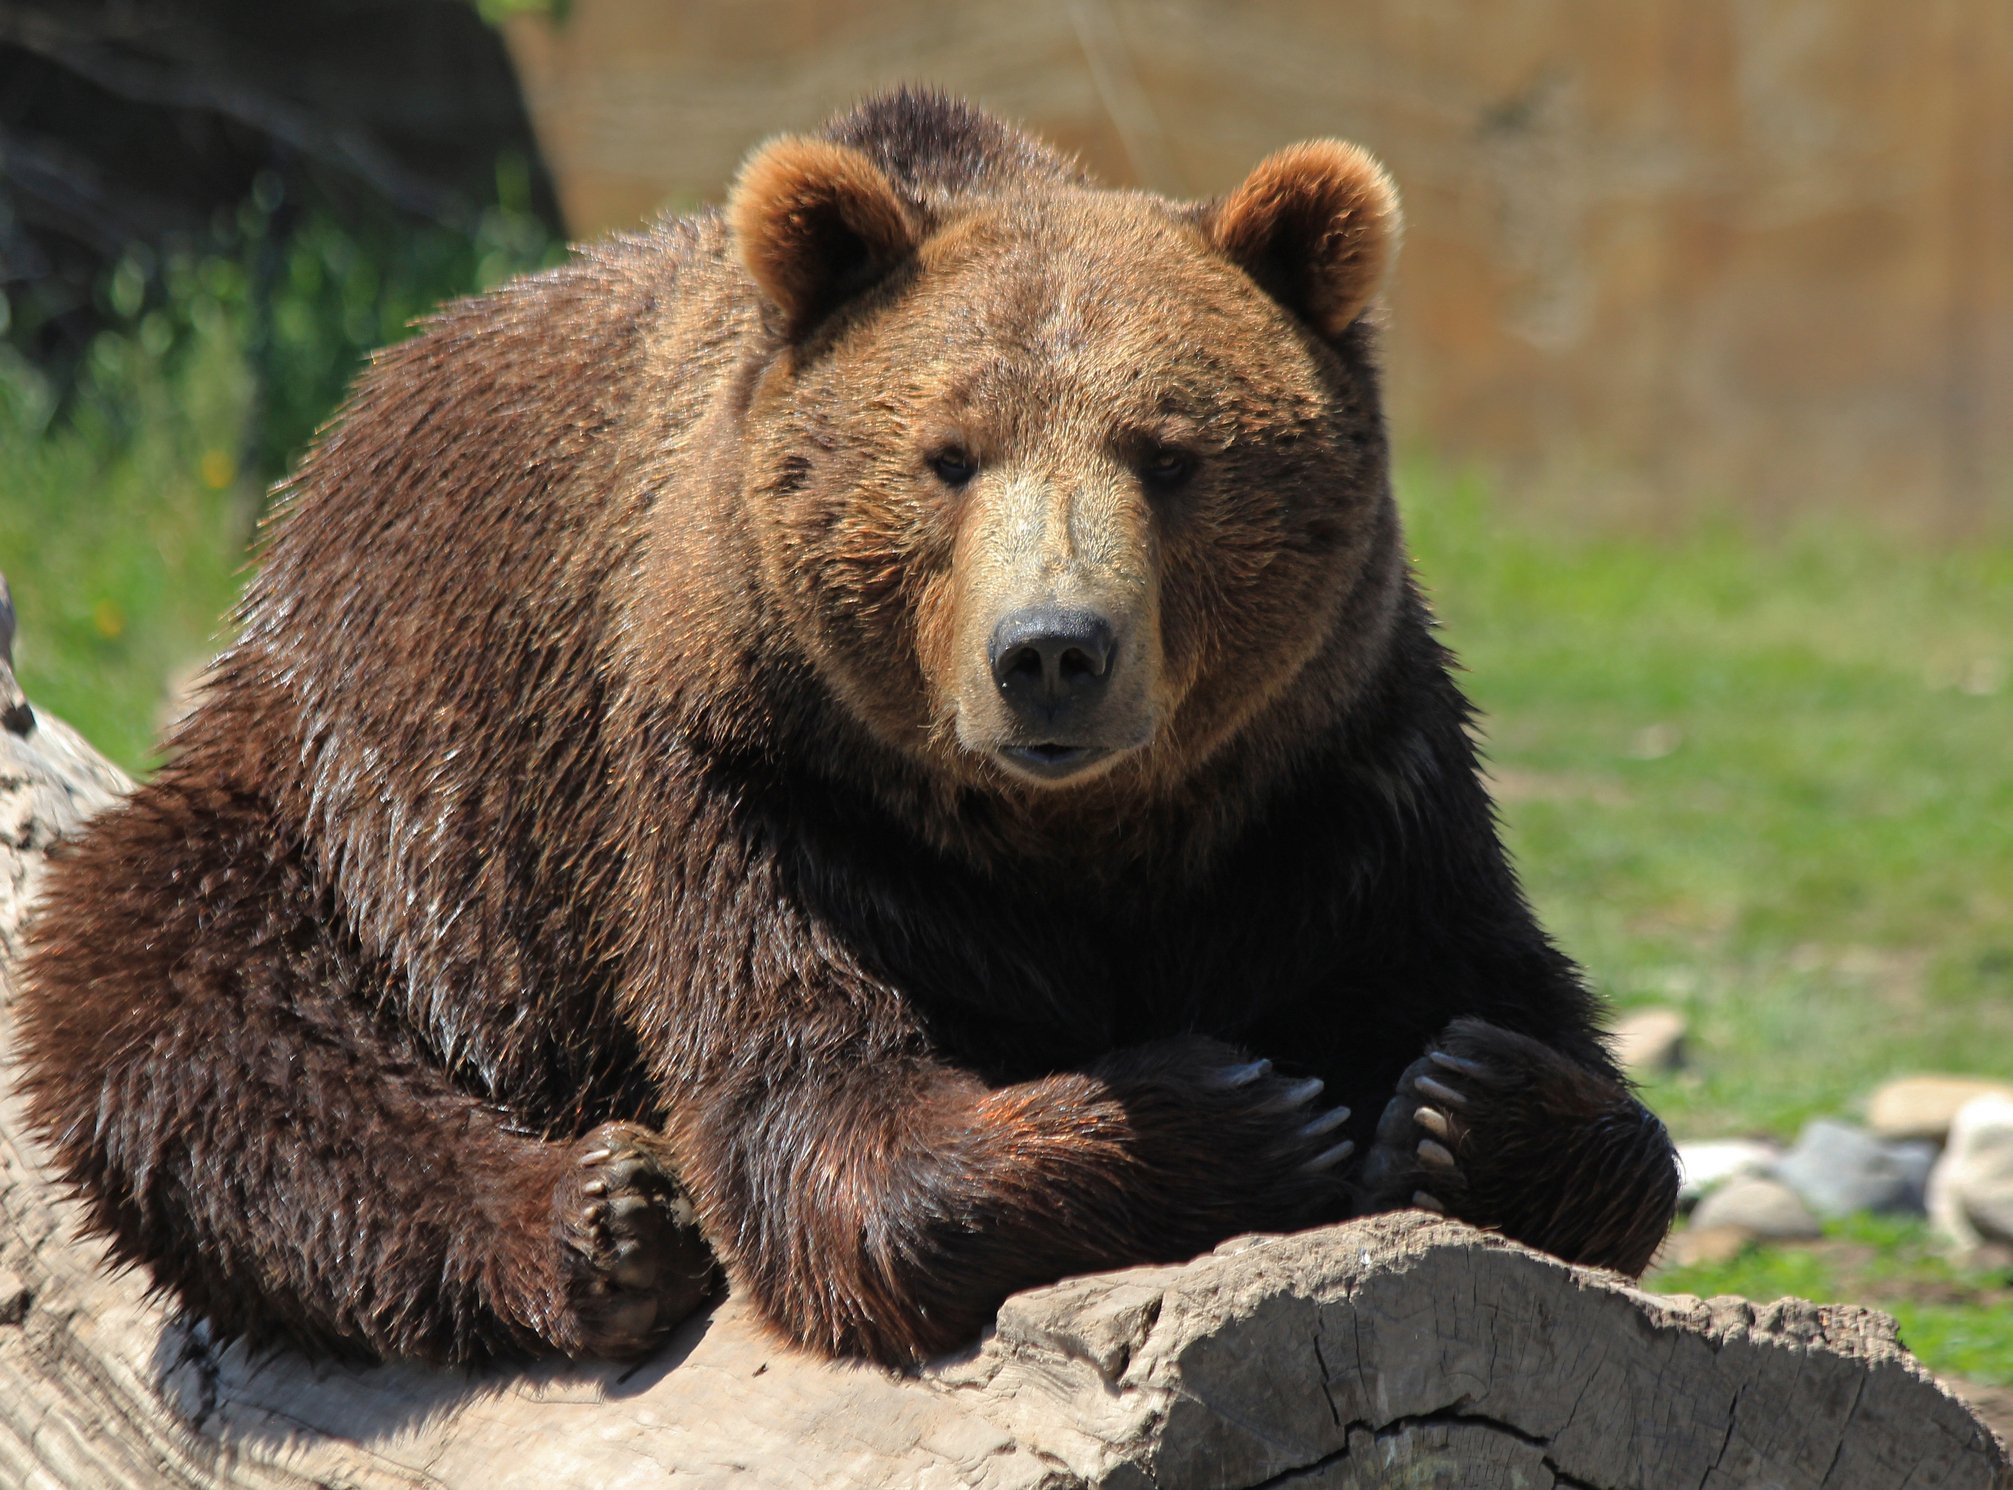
(0, 189), (560, 766)
(2, 0), (2010, 1390)
(1404, 467), (2013, 1142)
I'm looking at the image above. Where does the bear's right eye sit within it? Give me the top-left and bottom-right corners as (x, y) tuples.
(927, 447), (979, 487)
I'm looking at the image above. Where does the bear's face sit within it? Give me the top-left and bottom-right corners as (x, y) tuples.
(732, 138), (1401, 802)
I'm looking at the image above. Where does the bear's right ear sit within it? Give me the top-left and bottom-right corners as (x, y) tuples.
(1204, 140), (1401, 340)
(728, 136), (919, 341)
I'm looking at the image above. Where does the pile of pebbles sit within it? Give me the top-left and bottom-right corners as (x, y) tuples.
(1609, 1009), (2013, 1264)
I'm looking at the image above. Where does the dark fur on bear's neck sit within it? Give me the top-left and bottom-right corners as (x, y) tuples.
(17, 91), (1674, 1368)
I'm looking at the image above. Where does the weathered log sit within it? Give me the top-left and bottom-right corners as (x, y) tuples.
(0, 597), (2005, 1489)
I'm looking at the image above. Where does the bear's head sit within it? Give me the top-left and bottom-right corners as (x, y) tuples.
(728, 116), (1404, 810)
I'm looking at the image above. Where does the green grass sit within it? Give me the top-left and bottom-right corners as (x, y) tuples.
(1402, 464), (2013, 1139)
(1652, 1215), (2013, 1385)
(2, 191), (558, 770)
(0, 316), (253, 769)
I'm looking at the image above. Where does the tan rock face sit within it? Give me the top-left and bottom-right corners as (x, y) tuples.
(1611, 1006), (1688, 1078)
(1870, 1076), (2013, 1144)
(504, 0), (2013, 532)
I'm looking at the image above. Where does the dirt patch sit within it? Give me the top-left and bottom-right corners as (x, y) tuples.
(1484, 765), (1633, 808)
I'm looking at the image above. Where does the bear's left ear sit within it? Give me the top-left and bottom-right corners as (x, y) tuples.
(1205, 141), (1401, 339)
(728, 136), (919, 340)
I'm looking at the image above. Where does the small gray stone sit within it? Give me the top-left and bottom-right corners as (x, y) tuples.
(1775, 1117), (1920, 1218)
(1887, 1139), (1940, 1215)
(1690, 1175), (1822, 1238)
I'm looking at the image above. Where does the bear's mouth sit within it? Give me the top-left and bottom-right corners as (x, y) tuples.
(998, 742), (1112, 783)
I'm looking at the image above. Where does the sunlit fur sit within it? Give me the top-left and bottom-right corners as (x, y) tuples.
(15, 90), (1675, 1369)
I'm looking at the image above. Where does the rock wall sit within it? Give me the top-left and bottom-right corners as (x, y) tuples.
(504, 0), (2013, 532)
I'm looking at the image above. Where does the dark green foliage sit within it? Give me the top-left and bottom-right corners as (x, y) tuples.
(0, 184), (560, 768)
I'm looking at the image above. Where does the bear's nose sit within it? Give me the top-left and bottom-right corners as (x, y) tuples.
(989, 607), (1115, 719)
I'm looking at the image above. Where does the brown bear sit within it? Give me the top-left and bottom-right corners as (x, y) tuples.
(15, 90), (1678, 1369)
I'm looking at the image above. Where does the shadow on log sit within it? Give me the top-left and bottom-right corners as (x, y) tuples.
(0, 584), (2006, 1489)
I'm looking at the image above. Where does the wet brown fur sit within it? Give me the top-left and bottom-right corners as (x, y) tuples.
(15, 91), (1676, 1368)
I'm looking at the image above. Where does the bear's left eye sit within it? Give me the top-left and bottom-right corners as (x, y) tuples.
(1138, 445), (1197, 491)
(927, 447), (978, 487)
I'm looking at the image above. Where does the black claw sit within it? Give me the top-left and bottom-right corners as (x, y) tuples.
(1257, 1075), (1325, 1114)
(1428, 1050), (1488, 1078)
(1209, 1058), (1272, 1089)
(1414, 1073), (1468, 1108)
(1302, 1139), (1356, 1172)
(1300, 1106), (1352, 1140)
(601, 1159), (650, 1191)
(1417, 1137), (1456, 1170)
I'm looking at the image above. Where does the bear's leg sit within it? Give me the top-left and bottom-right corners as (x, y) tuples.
(1357, 1016), (1679, 1274)
(670, 1033), (1357, 1365)
(16, 781), (716, 1361)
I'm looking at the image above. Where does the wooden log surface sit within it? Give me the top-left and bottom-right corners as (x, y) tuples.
(0, 598), (2006, 1489)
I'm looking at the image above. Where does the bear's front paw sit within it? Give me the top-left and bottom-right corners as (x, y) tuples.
(1357, 1018), (1677, 1276)
(1095, 1037), (1357, 1238)
(1202, 1054), (1359, 1181)
(1358, 1042), (1492, 1222)
(550, 1122), (719, 1359)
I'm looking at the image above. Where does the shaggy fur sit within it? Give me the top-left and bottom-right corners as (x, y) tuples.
(16, 90), (1677, 1369)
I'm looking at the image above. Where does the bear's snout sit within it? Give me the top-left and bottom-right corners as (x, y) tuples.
(989, 606), (1115, 717)
(986, 605), (1123, 782)
(942, 461), (1162, 789)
